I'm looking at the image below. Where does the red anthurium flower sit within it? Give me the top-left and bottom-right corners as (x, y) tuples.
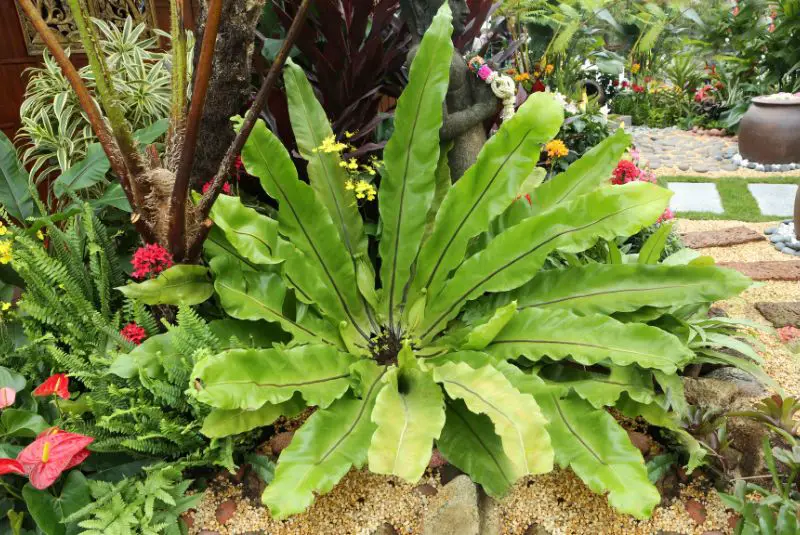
(17, 430), (93, 489)
(120, 323), (147, 345)
(33, 374), (69, 399)
(0, 458), (24, 476)
(0, 387), (16, 409)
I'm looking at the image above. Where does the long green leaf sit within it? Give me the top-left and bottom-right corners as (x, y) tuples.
(512, 264), (751, 316)
(437, 399), (519, 498)
(638, 221), (674, 264)
(0, 131), (34, 222)
(284, 59), (367, 259)
(408, 93), (563, 305)
(209, 194), (288, 265)
(262, 361), (385, 519)
(488, 308), (693, 373)
(53, 143), (110, 198)
(368, 367), (445, 482)
(201, 395), (306, 438)
(116, 265), (213, 305)
(535, 394), (660, 519)
(420, 182), (672, 338)
(432, 362), (553, 476)
(378, 4), (453, 324)
(241, 120), (369, 340)
(191, 345), (360, 410)
(210, 255), (344, 348)
(539, 365), (656, 409)
(530, 128), (631, 215)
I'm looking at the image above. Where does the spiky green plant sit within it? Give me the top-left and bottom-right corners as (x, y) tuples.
(176, 5), (754, 520)
(16, 17), (176, 180)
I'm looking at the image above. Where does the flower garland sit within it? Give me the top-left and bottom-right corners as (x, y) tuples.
(467, 56), (516, 121)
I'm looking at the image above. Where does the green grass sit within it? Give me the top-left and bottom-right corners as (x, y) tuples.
(658, 176), (799, 222)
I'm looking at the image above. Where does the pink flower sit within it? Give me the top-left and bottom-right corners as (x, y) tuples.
(657, 208), (674, 223)
(120, 323), (147, 345)
(33, 374), (69, 400)
(778, 326), (800, 343)
(732, 5), (739, 16)
(622, 81), (629, 88)
(477, 65), (493, 81)
(17, 429), (93, 489)
(0, 387), (15, 409)
(768, 23), (775, 33)
(201, 181), (231, 195)
(131, 244), (174, 280)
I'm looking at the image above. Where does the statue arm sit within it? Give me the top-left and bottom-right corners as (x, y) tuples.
(440, 75), (498, 141)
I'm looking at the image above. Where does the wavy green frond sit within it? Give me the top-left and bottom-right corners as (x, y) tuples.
(420, 183), (672, 338)
(241, 120), (369, 340)
(437, 399), (519, 498)
(201, 395), (306, 438)
(488, 308), (693, 373)
(536, 394), (660, 519)
(208, 194), (288, 265)
(409, 93), (563, 305)
(191, 346), (360, 410)
(368, 368), (445, 481)
(284, 59), (367, 259)
(378, 4), (453, 324)
(116, 265), (213, 306)
(512, 264), (751, 316)
(262, 361), (385, 519)
(539, 365), (656, 409)
(432, 362), (552, 476)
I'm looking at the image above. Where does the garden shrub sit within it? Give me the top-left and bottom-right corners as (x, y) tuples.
(122, 6), (759, 520)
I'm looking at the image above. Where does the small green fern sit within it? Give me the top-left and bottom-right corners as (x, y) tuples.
(65, 465), (202, 535)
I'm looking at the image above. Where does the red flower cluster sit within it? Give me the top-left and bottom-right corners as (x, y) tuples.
(632, 84), (645, 93)
(612, 160), (641, 185)
(621, 81), (629, 88)
(201, 180), (232, 195)
(695, 84), (716, 103)
(778, 325), (800, 343)
(0, 428), (92, 489)
(531, 80), (546, 93)
(131, 243), (174, 280)
(612, 79), (619, 87)
(120, 322), (147, 345)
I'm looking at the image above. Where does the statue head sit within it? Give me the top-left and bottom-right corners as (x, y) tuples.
(400, 0), (470, 42)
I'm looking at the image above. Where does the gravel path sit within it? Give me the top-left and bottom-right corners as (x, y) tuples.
(630, 127), (800, 178)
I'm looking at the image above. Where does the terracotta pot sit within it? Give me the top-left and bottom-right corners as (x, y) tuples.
(738, 95), (800, 164)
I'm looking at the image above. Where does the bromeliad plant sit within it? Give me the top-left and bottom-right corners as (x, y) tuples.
(184, 4), (754, 521)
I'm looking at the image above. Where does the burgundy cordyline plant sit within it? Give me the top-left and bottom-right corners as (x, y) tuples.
(15, 0), (311, 261)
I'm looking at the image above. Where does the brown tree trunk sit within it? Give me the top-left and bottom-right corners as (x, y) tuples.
(190, 0), (265, 184)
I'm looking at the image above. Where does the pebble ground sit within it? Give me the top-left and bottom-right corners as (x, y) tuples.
(630, 127), (800, 178)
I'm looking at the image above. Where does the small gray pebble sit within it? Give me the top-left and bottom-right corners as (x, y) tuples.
(747, 162), (757, 169)
(755, 163), (765, 172)
(770, 234), (789, 243)
(765, 227), (777, 235)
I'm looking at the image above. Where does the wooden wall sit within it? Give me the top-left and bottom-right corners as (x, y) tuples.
(0, 0), (197, 140)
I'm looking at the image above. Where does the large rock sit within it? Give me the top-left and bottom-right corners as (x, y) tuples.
(422, 475), (480, 535)
(704, 367), (768, 398)
(680, 226), (763, 249)
(683, 377), (767, 477)
(754, 301), (800, 328)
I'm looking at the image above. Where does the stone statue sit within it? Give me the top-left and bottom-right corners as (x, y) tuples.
(400, 0), (499, 180)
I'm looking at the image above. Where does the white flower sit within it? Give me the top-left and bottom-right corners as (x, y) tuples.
(599, 104), (609, 118)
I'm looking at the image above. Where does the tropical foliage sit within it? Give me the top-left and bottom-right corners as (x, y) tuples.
(121, 5), (760, 520)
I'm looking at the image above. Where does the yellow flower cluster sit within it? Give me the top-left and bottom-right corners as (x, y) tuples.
(0, 223), (7, 237)
(631, 63), (641, 74)
(0, 241), (12, 265)
(545, 139), (569, 159)
(346, 180), (377, 201)
(314, 135), (348, 154)
(1, 302), (10, 312)
(514, 72), (531, 82)
(545, 64), (554, 75)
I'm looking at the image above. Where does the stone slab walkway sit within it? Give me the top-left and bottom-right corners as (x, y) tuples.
(667, 182), (723, 213)
(747, 184), (798, 216)
(630, 126), (800, 178)
(680, 226), (763, 248)
(717, 261), (800, 281)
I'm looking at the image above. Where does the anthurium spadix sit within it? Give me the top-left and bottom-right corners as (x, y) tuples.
(187, 3), (754, 521)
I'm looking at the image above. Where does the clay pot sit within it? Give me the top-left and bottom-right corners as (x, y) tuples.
(738, 95), (800, 164)
(580, 79), (606, 105)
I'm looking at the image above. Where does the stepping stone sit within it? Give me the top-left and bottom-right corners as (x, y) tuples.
(681, 226), (764, 249)
(717, 261), (800, 281)
(667, 182), (724, 213)
(747, 184), (798, 216)
(754, 302), (800, 327)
